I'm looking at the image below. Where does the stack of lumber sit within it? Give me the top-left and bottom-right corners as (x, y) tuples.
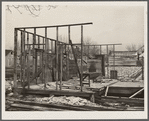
(105, 67), (142, 79)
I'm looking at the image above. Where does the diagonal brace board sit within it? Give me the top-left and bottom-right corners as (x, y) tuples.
(69, 40), (81, 78)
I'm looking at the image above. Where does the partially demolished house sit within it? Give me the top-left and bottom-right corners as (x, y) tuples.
(5, 22), (144, 111)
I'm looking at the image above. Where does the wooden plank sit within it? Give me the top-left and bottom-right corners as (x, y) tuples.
(67, 26), (70, 79)
(8, 99), (91, 111)
(41, 51), (44, 83)
(26, 33), (30, 89)
(43, 37), (45, 49)
(107, 86), (144, 98)
(44, 27), (48, 89)
(90, 93), (95, 103)
(60, 45), (63, 90)
(8, 97), (137, 111)
(25, 44), (45, 45)
(32, 29), (36, 86)
(80, 25), (83, 92)
(22, 30), (25, 90)
(98, 96), (144, 106)
(113, 45), (115, 70)
(51, 40), (53, 53)
(17, 29), (57, 42)
(100, 45), (101, 54)
(56, 27), (59, 90)
(105, 86), (109, 97)
(20, 31), (23, 86)
(13, 28), (18, 95)
(11, 103), (66, 111)
(35, 49), (38, 84)
(129, 88), (144, 98)
(38, 36), (40, 49)
(83, 44), (122, 46)
(17, 88), (95, 97)
(16, 22), (93, 29)
(69, 40), (81, 77)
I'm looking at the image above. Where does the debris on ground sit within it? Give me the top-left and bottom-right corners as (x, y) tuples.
(23, 95), (98, 107)
(5, 81), (14, 96)
(105, 67), (142, 79)
(102, 102), (129, 108)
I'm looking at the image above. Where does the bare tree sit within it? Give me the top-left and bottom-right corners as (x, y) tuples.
(6, 5), (58, 17)
(125, 44), (137, 51)
(83, 37), (100, 57)
(126, 43), (144, 51)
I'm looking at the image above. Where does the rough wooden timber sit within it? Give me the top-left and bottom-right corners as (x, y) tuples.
(95, 96), (144, 108)
(7, 99), (91, 111)
(16, 22), (93, 29)
(107, 86), (144, 98)
(10, 103), (66, 111)
(7, 99), (130, 111)
(16, 88), (95, 102)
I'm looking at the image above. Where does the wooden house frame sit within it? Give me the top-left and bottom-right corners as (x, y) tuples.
(13, 22), (93, 93)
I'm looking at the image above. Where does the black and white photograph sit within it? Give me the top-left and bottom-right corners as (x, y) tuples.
(2, 1), (148, 120)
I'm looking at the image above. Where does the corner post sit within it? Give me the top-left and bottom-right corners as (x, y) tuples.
(113, 45), (115, 70)
(80, 25), (83, 92)
(56, 27), (59, 90)
(14, 28), (18, 95)
(107, 45), (109, 78)
(44, 27), (48, 89)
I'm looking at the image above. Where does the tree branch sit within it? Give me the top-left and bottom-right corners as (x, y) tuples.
(6, 5), (58, 17)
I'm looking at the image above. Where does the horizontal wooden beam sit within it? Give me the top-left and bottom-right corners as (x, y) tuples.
(18, 29), (67, 44)
(69, 43), (122, 46)
(8, 99), (90, 111)
(16, 22), (93, 29)
(7, 98), (129, 111)
(25, 44), (45, 45)
(84, 44), (122, 46)
(11, 103), (65, 111)
(15, 88), (94, 98)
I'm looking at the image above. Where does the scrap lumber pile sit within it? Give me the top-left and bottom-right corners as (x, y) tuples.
(6, 95), (102, 111)
(105, 67), (142, 81)
(5, 81), (14, 96)
(23, 95), (98, 106)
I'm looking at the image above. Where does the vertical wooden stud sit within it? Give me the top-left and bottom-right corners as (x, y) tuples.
(100, 45), (102, 55)
(13, 28), (18, 95)
(94, 45), (95, 55)
(20, 31), (23, 87)
(113, 45), (115, 70)
(88, 45), (89, 57)
(44, 27), (48, 89)
(51, 40), (53, 53)
(38, 36), (40, 49)
(27, 33), (30, 89)
(33, 28), (36, 84)
(56, 27), (59, 90)
(107, 45), (109, 78)
(67, 26), (70, 79)
(43, 37), (44, 49)
(60, 45), (63, 90)
(80, 25), (83, 92)
(22, 30), (25, 91)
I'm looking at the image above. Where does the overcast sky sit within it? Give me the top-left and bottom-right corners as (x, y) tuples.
(5, 2), (146, 51)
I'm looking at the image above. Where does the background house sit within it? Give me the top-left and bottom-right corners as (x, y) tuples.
(5, 50), (14, 68)
(108, 51), (138, 66)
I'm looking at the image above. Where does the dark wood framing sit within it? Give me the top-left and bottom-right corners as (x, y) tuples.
(14, 22), (93, 94)
(14, 22), (122, 96)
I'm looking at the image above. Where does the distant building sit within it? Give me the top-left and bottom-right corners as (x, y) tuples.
(108, 51), (138, 66)
(109, 51), (137, 57)
(5, 50), (14, 67)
